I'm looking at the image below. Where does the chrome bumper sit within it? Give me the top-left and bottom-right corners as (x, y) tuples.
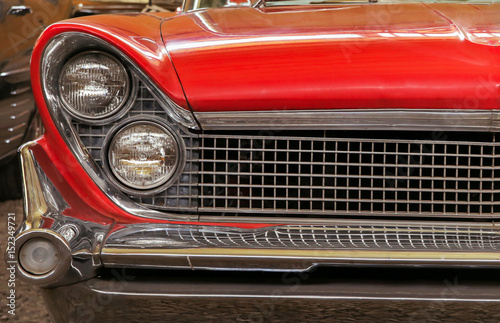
(8, 141), (500, 288)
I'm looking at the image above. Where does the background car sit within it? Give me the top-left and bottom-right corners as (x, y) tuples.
(72, 0), (182, 16)
(0, 0), (72, 200)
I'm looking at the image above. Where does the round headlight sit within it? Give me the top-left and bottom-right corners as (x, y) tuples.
(108, 121), (181, 190)
(59, 52), (130, 119)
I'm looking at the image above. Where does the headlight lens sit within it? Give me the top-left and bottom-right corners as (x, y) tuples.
(59, 52), (130, 119)
(108, 121), (180, 190)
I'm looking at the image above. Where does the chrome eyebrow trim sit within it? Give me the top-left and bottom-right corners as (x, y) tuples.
(194, 109), (500, 132)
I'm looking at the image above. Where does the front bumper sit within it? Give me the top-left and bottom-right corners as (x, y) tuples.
(8, 140), (500, 288)
(7, 140), (500, 321)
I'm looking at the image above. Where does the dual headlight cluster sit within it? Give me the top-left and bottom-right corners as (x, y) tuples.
(58, 52), (182, 192)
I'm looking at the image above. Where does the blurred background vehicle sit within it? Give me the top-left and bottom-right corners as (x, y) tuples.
(0, 0), (72, 201)
(72, 0), (181, 16)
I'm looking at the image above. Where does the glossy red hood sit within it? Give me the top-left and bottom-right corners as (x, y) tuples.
(161, 4), (500, 112)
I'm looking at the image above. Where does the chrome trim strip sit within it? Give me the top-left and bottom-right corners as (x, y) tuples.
(4, 133), (24, 144)
(0, 91), (35, 157)
(102, 248), (500, 271)
(19, 141), (47, 230)
(75, 293), (500, 302)
(195, 109), (500, 131)
(198, 215), (499, 226)
(10, 85), (30, 96)
(101, 220), (500, 271)
(73, 276), (500, 302)
(0, 66), (30, 77)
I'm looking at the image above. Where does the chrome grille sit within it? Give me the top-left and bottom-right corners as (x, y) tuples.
(199, 132), (500, 218)
(72, 84), (500, 220)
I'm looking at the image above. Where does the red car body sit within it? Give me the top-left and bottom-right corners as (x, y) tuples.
(163, 5), (500, 112)
(9, 2), (500, 321)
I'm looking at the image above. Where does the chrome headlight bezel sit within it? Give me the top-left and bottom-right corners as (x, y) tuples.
(40, 32), (198, 219)
(58, 50), (135, 122)
(102, 116), (186, 195)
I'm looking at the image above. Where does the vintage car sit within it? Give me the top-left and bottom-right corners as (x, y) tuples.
(7, 0), (500, 321)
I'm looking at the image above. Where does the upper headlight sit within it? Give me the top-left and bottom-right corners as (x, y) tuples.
(59, 52), (130, 119)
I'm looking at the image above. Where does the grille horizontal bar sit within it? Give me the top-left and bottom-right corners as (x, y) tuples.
(199, 132), (500, 218)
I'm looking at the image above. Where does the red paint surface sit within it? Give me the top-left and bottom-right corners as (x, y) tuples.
(35, 14), (188, 109)
(162, 4), (500, 112)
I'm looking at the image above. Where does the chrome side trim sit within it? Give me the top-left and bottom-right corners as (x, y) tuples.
(8, 141), (108, 287)
(19, 141), (47, 230)
(0, 55), (31, 84)
(0, 85), (35, 159)
(195, 109), (500, 131)
(0, 66), (30, 77)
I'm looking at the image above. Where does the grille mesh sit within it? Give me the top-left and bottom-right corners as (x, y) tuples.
(71, 85), (500, 219)
(199, 132), (500, 218)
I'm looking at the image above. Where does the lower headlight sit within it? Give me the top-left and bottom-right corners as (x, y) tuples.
(108, 121), (181, 190)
